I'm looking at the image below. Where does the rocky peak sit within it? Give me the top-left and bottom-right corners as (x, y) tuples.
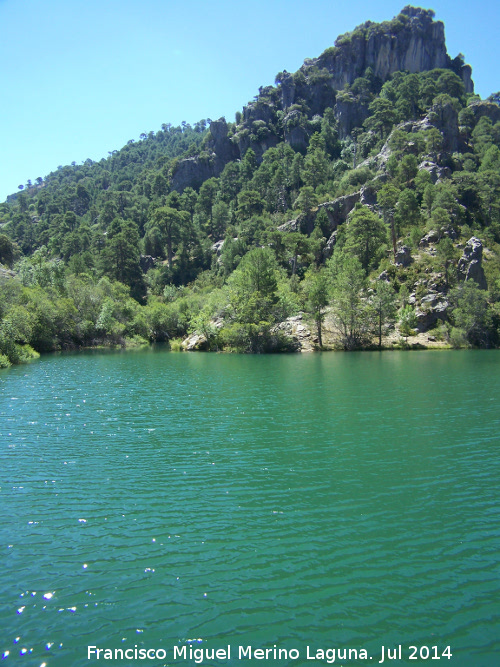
(171, 7), (476, 192)
(308, 6), (473, 96)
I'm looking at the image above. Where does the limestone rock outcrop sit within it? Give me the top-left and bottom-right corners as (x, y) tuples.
(318, 191), (361, 233)
(334, 95), (370, 140)
(171, 118), (239, 192)
(272, 314), (316, 352)
(395, 245), (412, 267)
(415, 293), (449, 332)
(457, 237), (487, 289)
(318, 7), (449, 90)
(171, 7), (475, 193)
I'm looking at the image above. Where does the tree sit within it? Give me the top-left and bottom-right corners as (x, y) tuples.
(151, 206), (189, 269)
(371, 280), (397, 347)
(329, 252), (372, 349)
(436, 70), (465, 101)
(399, 305), (417, 340)
(397, 154), (418, 183)
(377, 184), (399, 260)
(240, 149), (257, 181)
(394, 189), (421, 235)
(283, 232), (311, 279)
(303, 133), (329, 189)
(230, 247), (278, 303)
(344, 205), (387, 272)
(196, 177), (219, 233)
(430, 207), (452, 238)
(487, 91), (500, 106)
(0, 234), (17, 268)
(426, 127), (444, 153)
(320, 108), (341, 159)
(237, 190), (265, 219)
(436, 237), (458, 289)
(180, 187), (198, 223)
(303, 267), (329, 347)
(449, 281), (491, 347)
(225, 247), (281, 352)
(479, 145), (500, 173)
(478, 169), (500, 227)
(100, 218), (146, 301)
(211, 200), (229, 240)
(293, 186), (318, 214)
(364, 98), (396, 139)
(472, 117), (497, 159)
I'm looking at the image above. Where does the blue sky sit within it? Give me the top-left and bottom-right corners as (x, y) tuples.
(1, 0), (499, 202)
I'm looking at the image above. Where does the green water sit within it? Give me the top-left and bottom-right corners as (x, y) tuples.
(1, 349), (499, 666)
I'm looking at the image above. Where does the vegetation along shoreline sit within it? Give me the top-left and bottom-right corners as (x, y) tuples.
(1, 6), (500, 367)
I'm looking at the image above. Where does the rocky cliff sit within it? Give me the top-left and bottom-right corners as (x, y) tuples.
(171, 5), (476, 192)
(314, 7), (451, 91)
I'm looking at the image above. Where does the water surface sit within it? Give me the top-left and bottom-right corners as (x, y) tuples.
(1, 349), (499, 666)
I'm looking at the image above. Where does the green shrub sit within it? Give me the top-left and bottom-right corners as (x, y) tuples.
(0, 353), (11, 368)
(449, 327), (468, 348)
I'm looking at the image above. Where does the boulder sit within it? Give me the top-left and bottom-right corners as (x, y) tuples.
(323, 230), (338, 260)
(418, 160), (451, 183)
(395, 245), (412, 267)
(419, 230), (440, 247)
(211, 240), (225, 255)
(181, 332), (209, 351)
(139, 255), (155, 272)
(272, 314), (315, 352)
(415, 293), (449, 332)
(457, 237), (487, 289)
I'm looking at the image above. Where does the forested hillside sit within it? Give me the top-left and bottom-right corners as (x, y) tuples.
(1, 6), (500, 365)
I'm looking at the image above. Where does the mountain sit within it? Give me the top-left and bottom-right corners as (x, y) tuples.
(172, 6), (474, 189)
(1, 6), (500, 364)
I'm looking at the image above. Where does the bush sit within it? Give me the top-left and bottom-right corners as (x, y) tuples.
(449, 327), (468, 348)
(0, 353), (11, 368)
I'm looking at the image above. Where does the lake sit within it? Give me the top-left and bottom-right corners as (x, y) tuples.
(1, 349), (499, 666)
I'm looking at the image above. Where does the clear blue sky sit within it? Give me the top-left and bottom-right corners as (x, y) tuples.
(1, 0), (499, 202)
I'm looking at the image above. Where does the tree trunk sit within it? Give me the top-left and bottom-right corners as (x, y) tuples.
(316, 315), (323, 348)
(390, 212), (397, 261)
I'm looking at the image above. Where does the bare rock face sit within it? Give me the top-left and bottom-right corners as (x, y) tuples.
(285, 122), (309, 153)
(181, 332), (209, 351)
(419, 230), (440, 247)
(468, 101), (500, 126)
(272, 314), (315, 352)
(280, 188), (365, 239)
(277, 218), (300, 233)
(314, 7), (458, 92)
(334, 95), (370, 140)
(172, 8), (476, 193)
(318, 191), (361, 233)
(457, 237), (487, 289)
(395, 245), (412, 267)
(417, 160), (451, 183)
(171, 118), (239, 192)
(426, 100), (462, 152)
(323, 230), (338, 260)
(415, 293), (449, 332)
(170, 156), (215, 192)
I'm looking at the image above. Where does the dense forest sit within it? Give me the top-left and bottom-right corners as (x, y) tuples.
(1, 6), (500, 366)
